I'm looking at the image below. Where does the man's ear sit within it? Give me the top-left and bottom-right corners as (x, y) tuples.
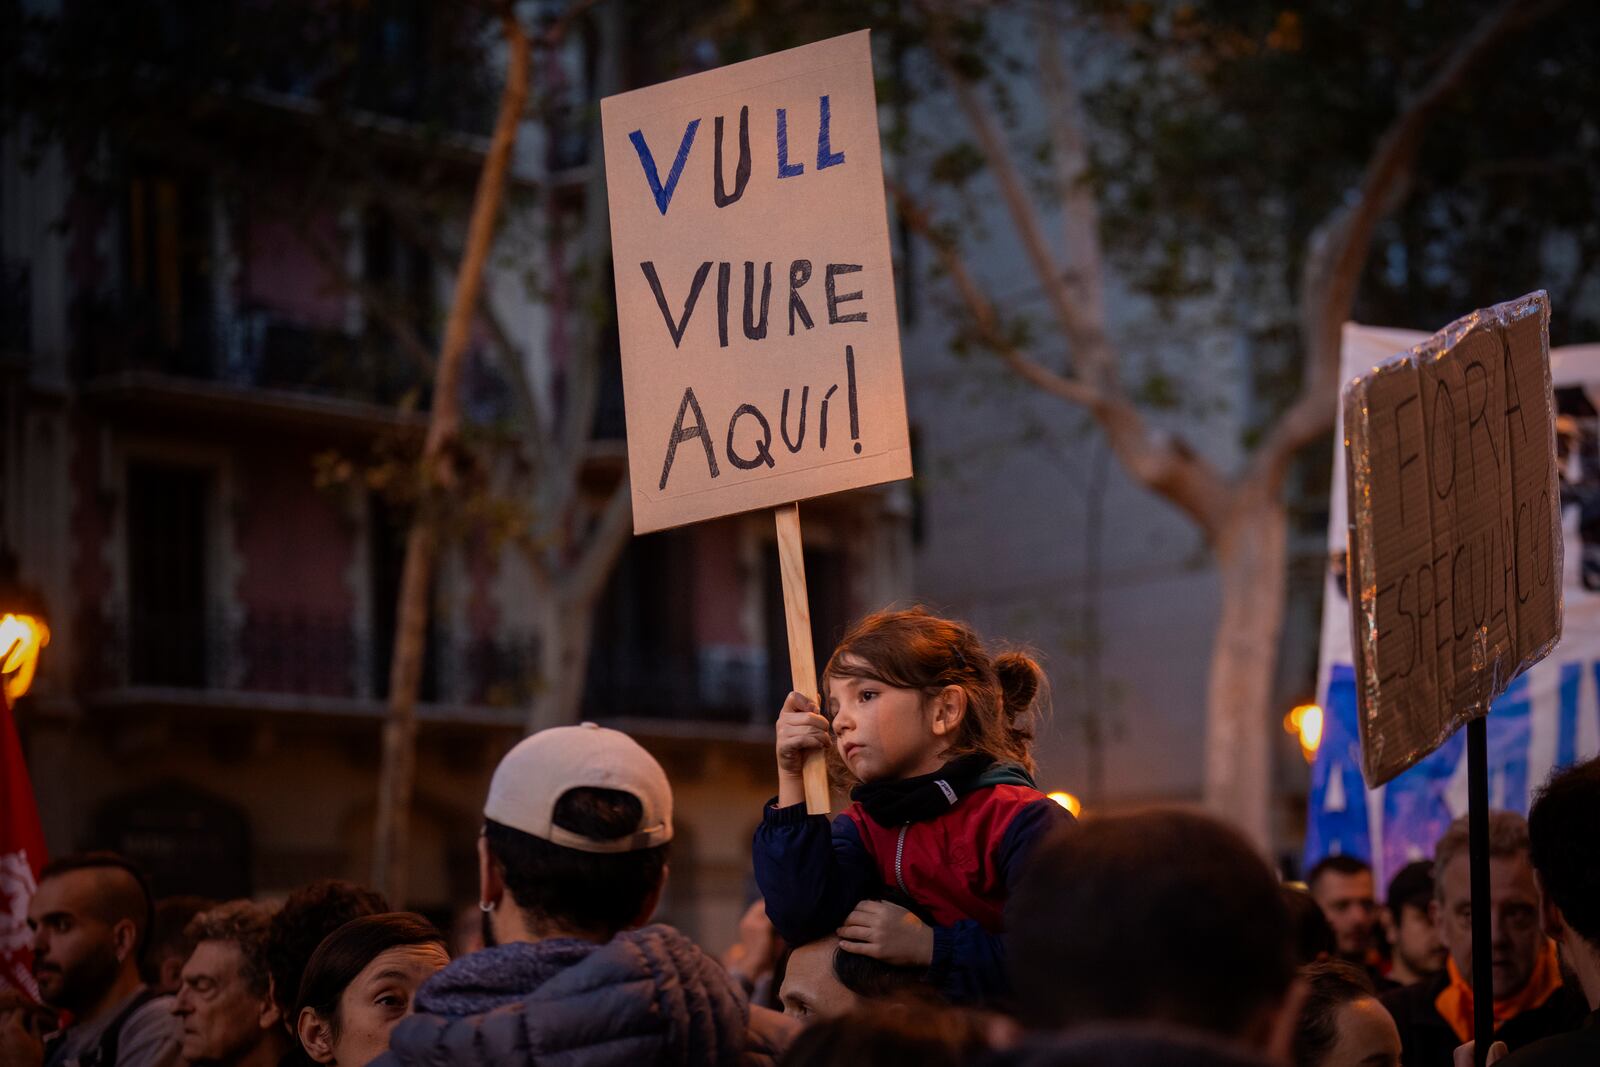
(928, 685), (968, 738)
(110, 918), (139, 966)
(1380, 906), (1399, 941)
(298, 1008), (337, 1065)
(478, 834), (504, 908)
(630, 864), (668, 930)
(256, 991), (282, 1032)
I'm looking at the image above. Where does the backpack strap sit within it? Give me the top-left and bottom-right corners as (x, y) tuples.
(83, 986), (165, 1067)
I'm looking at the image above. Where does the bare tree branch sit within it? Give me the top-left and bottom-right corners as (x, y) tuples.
(924, 18), (1113, 388)
(513, 525), (558, 593)
(569, 477), (634, 606)
(893, 181), (1230, 534)
(1035, 7), (1108, 338)
(1256, 0), (1569, 486)
(374, 6), (532, 903)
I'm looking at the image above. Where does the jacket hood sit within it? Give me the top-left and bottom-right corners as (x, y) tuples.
(385, 924), (762, 1067)
(975, 760), (1037, 790)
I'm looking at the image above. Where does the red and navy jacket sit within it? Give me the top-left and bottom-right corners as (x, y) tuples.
(752, 762), (1074, 1003)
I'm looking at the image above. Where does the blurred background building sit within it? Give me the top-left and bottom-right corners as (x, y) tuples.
(0, 0), (911, 941)
(5, 0), (1596, 940)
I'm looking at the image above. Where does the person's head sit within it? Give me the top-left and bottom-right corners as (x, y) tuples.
(479, 723), (672, 944)
(823, 607), (1043, 783)
(1381, 861), (1445, 981)
(173, 900), (286, 1066)
(27, 852), (153, 1015)
(1432, 810), (1542, 997)
(1291, 961), (1401, 1067)
(1528, 756), (1600, 972)
(778, 932), (933, 1023)
(265, 879), (389, 1026)
(1009, 810), (1296, 1053)
(832, 939), (934, 1001)
(1306, 855), (1378, 960)
(143, 896), (215, 993)
(777, 1000), (992, 1067)
(1282, 886), (1336, 966)
(294, 913), (448, 1067)
(779, 937), (860, 1022)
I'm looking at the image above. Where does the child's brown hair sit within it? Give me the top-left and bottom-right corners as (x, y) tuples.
(823, 607), (1045, 775)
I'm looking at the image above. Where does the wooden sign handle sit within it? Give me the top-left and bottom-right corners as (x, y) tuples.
(775, 502), (831, 815)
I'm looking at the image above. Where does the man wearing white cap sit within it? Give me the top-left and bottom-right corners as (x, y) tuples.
(377, 723), (794, 1067)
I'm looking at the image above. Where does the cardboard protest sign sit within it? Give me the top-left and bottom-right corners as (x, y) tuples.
(601, 30), (913, 534)
(1343, 292), (1563, 786)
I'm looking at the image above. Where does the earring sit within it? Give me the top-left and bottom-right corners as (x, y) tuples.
(479, 900), (495, 914)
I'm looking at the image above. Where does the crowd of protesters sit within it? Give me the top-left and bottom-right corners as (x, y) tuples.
(1, 608), (1597, 1067)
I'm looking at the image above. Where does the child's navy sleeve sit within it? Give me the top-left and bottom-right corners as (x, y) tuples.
(928, 794), (1076, 1003)
(997, 794), (1077, 888)
(927, 920), (1008, 1003)
(753, 801), (878, 945)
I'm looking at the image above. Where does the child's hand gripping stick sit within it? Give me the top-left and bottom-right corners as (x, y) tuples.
(775, 503), (831, 814)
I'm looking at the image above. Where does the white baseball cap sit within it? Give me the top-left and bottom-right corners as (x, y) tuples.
(483, 723), (673, 854)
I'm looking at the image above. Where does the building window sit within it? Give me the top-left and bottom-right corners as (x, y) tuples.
(126, 462), (211, 687)
(763, 543), (848, 712)
(123, 170), (214, 375)
(585, 530), (706, 719)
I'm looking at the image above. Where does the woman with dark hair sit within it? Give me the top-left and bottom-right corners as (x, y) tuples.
(294, 913), (448, 1066)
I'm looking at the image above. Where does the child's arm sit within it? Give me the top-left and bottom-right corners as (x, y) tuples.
(926, 920), (1008, 1003)
(754, 690), (879, 943)
(835, 904), (1009, 1004)
(752, 804), (878, 944)
(924, 794), (1078, 1003)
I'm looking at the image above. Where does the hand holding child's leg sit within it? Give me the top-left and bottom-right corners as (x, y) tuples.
(775, 691), (831, 807)
(837, 899), (934, 967)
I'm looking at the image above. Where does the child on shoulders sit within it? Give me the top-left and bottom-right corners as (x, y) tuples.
(753, 607), (1075, 1004)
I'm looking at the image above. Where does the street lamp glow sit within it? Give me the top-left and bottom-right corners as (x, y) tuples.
(1047, 791), (1082, 818)
(1284, 703), (1323, 763)
(0, 613), (48, 702)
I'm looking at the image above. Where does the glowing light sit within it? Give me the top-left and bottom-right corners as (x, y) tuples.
(1047, 791), (1082, 818)
(0, 614), (48, 702)
(1283, 704), (1323, 763)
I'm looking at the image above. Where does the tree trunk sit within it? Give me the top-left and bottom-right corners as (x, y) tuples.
(526, 588), (603, 734)
(1081, 436), (1111, 806)
(372, 13), (530, 903)
(1203, 482), (1289, 852)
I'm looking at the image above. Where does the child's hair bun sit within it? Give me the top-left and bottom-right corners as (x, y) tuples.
(994, 651), (1043, 719)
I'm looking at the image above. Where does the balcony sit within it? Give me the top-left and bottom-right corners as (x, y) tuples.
(582, 645), (768, 726)
(86, 603), (538, 728)
(78, 298), (434, 410)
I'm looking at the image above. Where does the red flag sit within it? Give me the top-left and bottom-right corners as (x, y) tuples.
(0, 688), (48, 1000)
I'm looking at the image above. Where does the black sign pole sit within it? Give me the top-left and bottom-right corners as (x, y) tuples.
(1468, 715), (1493, 1067)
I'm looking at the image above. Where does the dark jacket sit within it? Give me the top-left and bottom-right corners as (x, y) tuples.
(1497, 1008), (1600, 1066)
(374, 924), (794, 1067)
(752, 761), (1072, 1003)
(1380, 970), (1590, 1067)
